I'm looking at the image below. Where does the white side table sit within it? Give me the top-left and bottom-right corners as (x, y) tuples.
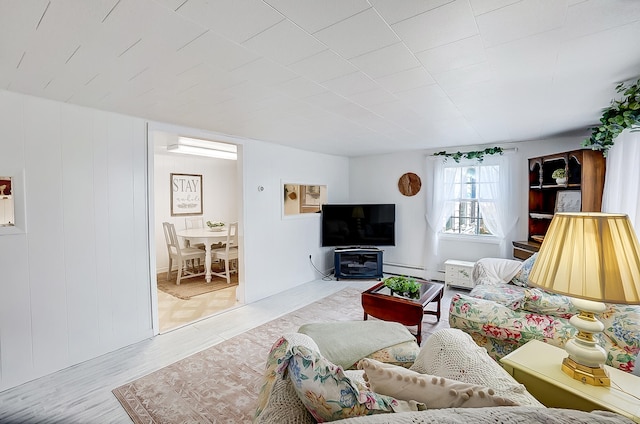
(444, 259), (475, 289)
(501, 340), (640, 423)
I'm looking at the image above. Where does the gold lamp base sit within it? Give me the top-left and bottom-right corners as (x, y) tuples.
(561, 356), (610, 386)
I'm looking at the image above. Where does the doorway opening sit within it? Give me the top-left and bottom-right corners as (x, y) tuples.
(149, 128), (243, 333)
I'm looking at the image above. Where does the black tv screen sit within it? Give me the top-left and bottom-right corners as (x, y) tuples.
(321, 204), (395, 247)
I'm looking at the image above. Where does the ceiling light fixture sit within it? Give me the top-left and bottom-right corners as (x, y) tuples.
(167, 137), (237, 160)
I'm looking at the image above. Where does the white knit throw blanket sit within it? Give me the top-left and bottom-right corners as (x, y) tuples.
(336, 407), (633, 424)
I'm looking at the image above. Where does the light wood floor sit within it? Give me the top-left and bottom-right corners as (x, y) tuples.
(0, 278), (458, 423)
(158, 286), (240, 333)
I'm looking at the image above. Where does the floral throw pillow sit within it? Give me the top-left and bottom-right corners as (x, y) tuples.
(359, 340), (420, 370)
(510, 252), (538, 287)
(255, 333), (319, 422)
(281, 344), (424, 422)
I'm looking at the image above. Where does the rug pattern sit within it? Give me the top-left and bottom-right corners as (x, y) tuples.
(113, 288), (367, 423)
(157, 271), (239, 300)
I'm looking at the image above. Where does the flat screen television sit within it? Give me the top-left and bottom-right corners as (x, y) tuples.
(321, 203), (395, 247)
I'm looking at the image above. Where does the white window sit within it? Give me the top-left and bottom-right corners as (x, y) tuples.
(441, 164), (498, 236)
(426, 152), (518, 258)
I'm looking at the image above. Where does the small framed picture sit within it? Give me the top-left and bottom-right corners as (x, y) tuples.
(170, 173), (202, 216)
(555, 190), (581, 213)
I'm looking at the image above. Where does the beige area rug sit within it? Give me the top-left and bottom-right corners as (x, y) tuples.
(112, 287), (453, 423)
(157, 270), (239, 300)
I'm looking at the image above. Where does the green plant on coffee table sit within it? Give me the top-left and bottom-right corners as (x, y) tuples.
(551, 169), (566, 179)
(383, 275), (421, 299)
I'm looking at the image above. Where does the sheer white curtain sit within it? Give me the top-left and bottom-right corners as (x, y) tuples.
(424, 157), (457, 271)
(424, 153), (518, 265)
(602, 129), (640, 230)
(476, 154), (519, 257)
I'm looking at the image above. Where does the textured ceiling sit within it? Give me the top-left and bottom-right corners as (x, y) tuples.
(2, 0), (640, 156)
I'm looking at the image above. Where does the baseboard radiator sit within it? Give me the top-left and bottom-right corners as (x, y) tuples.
(383, 262), (445, 282)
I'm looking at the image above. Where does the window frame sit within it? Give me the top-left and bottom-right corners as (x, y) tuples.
(438, 163), (499, 238)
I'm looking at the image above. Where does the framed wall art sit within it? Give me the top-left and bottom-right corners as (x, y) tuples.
(555, 190), (581, 213)
(170, 173), (202, 216)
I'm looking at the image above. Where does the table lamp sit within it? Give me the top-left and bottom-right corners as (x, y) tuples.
(528, 212), (640, 386)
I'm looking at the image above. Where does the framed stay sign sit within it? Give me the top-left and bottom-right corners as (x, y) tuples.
(170, 173), (203, 216)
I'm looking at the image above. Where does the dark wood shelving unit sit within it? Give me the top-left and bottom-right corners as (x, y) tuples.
(513, 149), (606, 260)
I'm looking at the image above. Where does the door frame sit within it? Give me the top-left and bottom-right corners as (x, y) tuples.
(146, 121), (245, 335)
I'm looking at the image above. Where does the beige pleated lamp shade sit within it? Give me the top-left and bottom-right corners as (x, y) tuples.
(528, 213), (640, 304)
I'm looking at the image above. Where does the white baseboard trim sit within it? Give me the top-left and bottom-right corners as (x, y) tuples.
(383, 262), (446, 281)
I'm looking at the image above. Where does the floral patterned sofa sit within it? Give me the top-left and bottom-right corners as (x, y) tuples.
(448, 254), (640, 373)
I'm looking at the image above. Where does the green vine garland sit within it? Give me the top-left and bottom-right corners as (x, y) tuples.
(583, 78), (640, 156)
(433, 147), (504, 163)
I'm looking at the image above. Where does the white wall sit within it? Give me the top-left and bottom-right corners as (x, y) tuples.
(349, 136), (587, 279)
(0, 89), (350, 391)
(241, 140), (349, 303)
(152, 131), (239, 273)
(0, 90), (151, 391)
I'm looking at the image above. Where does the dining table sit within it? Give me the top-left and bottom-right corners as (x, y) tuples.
(177, 227), (229, 283)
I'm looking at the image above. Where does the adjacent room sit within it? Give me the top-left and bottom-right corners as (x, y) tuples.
(0, 1), (639, 423)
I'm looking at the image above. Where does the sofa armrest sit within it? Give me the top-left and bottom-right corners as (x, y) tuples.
(449, 293), (576, 345)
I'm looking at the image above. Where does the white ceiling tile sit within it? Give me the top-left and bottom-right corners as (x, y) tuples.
(555, 21), (640, 83)
(427, 118), (483, 144)
(416, 35), (486, 75)
(304, 90), (355, 110)
(367, 100), (424, 127)
(343, 109), (405, 135)
(562, 0), (640, 40)
(392, 0), (478, 52)
(321, 72), (379, 97)
(477, 0), (567, 47)
(468, 0), (520, 16)
(242, 20), (326, 65)
(395, 84), (462, 121)
(347, 87), (398, 108)
(288, 50), (357, 83)
(349, 42), (420, 79)
(432, 62), (493, 91)
(485, 30), (561, 83)
(176, 0), (285, 43)
(231, 58), (298, 86)
(153, 0), (189, 11)
(264, 0), (370, 33)
(369, 0), (453, 25)
(374, 67), (436, 93)
(0, 1), (55, 82)
(175, 32), (259, 72)
(314, 8), (400, 59)
(274, 77), (328, 99)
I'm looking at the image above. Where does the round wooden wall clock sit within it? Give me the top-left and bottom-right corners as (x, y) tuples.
(398, 172), (422, 196)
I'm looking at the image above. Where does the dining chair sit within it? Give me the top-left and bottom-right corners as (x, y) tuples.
(184, 217), (206, 250)
(162, 222), (206, 285)
(211, 222), (238, 284)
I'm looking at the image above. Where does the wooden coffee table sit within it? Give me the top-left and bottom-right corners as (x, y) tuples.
(361, 280), (444, 344)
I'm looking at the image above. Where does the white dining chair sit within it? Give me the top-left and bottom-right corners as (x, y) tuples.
(162, 222), (206, 285)
(211, 222), (238, 284)
(184, 217), (206, 249)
